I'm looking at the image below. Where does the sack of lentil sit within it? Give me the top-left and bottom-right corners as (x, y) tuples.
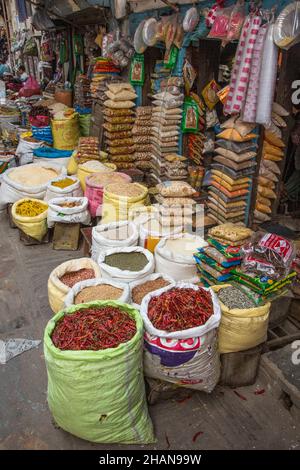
(98, 246), (155, 283)
(64, 279), (130, 307)
(48, 258), (101, 313)
(47, 197), (91, 228)
(12, 198), (48, 241)
(45, 175), (82, 202)
(212, 284), (271, 353)
(154, 235), (208, 282)
(44, 301), (155, 443)
(140, 282), (221, 392)
(0, 162), (65, 211)
(91, 221), (139, 261)
(101, 183), (149, 224)
(130, 273), (175, 310)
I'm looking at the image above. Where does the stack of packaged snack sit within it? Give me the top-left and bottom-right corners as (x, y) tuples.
(254, 102), (288, 224)
(74, 75), (92, 110)
(90, 58), (120, 99)
(149, 65), (184, 182)
(103, 82), (136, 170)
(194, 223), (253, 286)
(164, 154), (188, 180)
(232, 232), (297, 301)
(133, 107), (152, 172)
(207, 117), (258, 224)
(75, 137), (107, 164)
(155, 180), (197, 229)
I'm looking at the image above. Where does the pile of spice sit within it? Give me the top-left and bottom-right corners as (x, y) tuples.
(51, 177), (75, 189)
(132, 278), (171, 305)
(59, 268), (95, 288)
(148, 287), (213, 332)
(104, 252), (148, 271)
(16, 200), (47, 217)
(51, 306), (136, 350)
(217, 286), (256, 309)
(75, 284), (123, 304)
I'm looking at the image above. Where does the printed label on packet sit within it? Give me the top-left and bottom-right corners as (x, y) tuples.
(259, 233), (293, 263)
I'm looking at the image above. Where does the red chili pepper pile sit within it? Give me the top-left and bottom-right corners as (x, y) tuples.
(148, 287), (213, 332)
(51, 306), (136, 351)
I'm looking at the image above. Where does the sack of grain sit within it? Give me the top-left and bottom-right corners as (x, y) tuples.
(91, 221), (139, 261)
(140, 282), (221, 392)
(154, 234), (207, 281)
(12, 198), (48, 241)
(130, 273), (175, 310)
(47, 196), (91, 228)
(48, 258), (101, 313)
(213, 284), (271, 353)
(0, 162), (65, 210)
(44, 301), (155, 443)
(45, 175), (82, 202)
(98, 246), (154, 283)
(64, 278), (130, 307)
(16, 136), (44, 165)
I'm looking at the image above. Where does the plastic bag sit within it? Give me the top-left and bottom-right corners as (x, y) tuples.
(47, 196), (91, 228)
(44, 301), (155, 443)
(242, 232), (296, 278)
(274, 1), (300, 50)
(19, 76), (41, 98)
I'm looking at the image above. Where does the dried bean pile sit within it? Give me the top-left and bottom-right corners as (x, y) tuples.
(51, 306), (136, 350)
(104, 252), (148, 271)
(148, 287), (213, 332)
(132, 278), (170, 305)
(75, 285), (123, 304)
(59, 268), (95, 288)
(217, 286), (256, 309)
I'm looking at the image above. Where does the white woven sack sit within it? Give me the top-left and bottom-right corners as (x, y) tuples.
(64, 278), (130, 307)
(47, 197), (90, 227)
(141, 282), (221, 392)
(44, 175), (82, 202)
(91, 221), (139, 261)
(98, 246), (154, 283)
(130, 273), (175, 310)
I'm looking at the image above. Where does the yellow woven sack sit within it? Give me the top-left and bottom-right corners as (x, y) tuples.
(67, 151), (78, 175)
(101, 184), (148, 224)
(77, 163), (116, 191)
(47, 258), (101, 314)
(12, 198), (48, 241)
(212, 285), (271, 353)
(51, 114), (80, 151)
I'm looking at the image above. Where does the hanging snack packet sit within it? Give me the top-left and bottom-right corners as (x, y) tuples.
(181, 97), (199, 133)
(130, 54), (145, 85)
(202, 80), (221, 110)
(164, 45), (178, 69)
(183, 59), (197, 95)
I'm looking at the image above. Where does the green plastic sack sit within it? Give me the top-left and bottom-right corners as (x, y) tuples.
(79, 113), (91, 137)
(44, 300), (155, 444)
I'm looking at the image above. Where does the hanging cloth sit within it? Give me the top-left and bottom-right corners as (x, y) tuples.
(225, 15), (261, 115)
(256, 23), (279, 125)
(16, 0), (28, 23)
(242, 23), (268, 123)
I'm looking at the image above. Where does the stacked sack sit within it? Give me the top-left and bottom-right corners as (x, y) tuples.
(74, 75), (92, 110)
(150, 91), (184, 182)
(76, 137), (107, 164)
(133, 107), (152, 172)
(90, 58), (120, 99)
(254, 102), (288, 224)
(155, 180), (197, 229)
(103, 83), (137, 171)
(208, 117), (258, 224)
(195, 223), (252, 286)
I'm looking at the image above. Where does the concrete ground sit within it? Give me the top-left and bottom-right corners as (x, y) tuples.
(1, 211), (300, 450)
